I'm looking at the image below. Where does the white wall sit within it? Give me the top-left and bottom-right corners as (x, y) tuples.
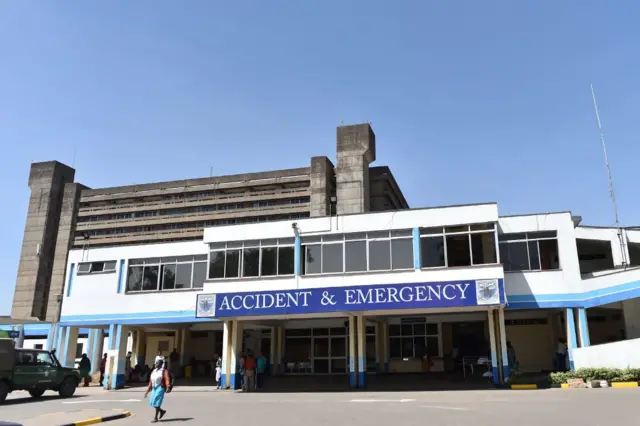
(61, 241), (208, 320)
(573, 338), (640, 369)
(204, 203), (499, 242)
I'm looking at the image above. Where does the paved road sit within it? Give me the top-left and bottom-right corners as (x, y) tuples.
(3, 387), (638, 425)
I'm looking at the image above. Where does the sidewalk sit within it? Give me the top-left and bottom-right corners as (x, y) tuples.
(20, 409), (131, 426)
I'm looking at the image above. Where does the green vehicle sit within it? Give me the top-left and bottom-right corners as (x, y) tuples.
(0, 338), (81, 403)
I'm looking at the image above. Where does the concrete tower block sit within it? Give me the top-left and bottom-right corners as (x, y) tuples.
(12, 161), (75, 320)
(309, 156), (335, 217)
(336, 123), (376, 215)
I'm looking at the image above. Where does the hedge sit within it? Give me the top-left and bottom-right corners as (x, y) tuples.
(548, 368), (640, 384)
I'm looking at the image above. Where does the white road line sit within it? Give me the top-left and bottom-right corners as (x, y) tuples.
(350, 399), (416, 403)
(421, 405), (471, 411)
(62, 399), (141, 404)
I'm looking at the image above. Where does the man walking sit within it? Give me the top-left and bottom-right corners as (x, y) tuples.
(243, 351), (257, 392)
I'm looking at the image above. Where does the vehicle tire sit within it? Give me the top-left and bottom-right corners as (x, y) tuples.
(29, 389), (46, 398)
(0, 381), (9, 403)
(58, 377), (77, 398)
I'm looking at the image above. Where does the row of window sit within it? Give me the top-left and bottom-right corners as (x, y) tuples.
(208, 239), (296, 279)
(78, 198), (310, 223)
(76, 213), (309, 238)
(77, 260), (117, 274)
(126, 256), (207, 292)
(498, 231), (560, 271)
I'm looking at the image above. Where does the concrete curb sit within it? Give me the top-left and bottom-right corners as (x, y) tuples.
(59, 411), (131, 426)
(509, 384), (538, 390)
(611, 382), (639, 388)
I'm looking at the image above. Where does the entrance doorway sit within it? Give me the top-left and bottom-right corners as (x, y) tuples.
(284, 327), (347, 374)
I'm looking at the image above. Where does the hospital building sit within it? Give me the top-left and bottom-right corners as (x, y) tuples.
(4, 123), (640, 390)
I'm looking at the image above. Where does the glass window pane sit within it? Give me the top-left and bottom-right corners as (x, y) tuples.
(528, 241), (540, 270)
(142, 265), (159, 291)
(445, 225), (469, 233)
(470, 223), (495, 231)
(278, 238), (295, 245)
(243, 248), (260, 277)
(176, 263), (193, 289)
(261, 247), (277, 276)
(323, 234), (344, 242)
(413, 324), (426, 335)
(391, 229), (412, 238)
(345, 232), (367, 241)
(500, 242), (529, 271)
(389, 338), (402, 358)
(420, 227), (443, 235)
(305, 245), (322, 274)
(421, 236), (445, 268)
(401, 324), (412, 336)
(314, 328), (330, 336)
(208, 251), (225, 279)
(368, 231), (389, 239)
(389, 325), (401, 337)
(426, 336), (439, 357)
(498, 233), (526, 242)
(539, 239), (560, 270)
(528, 231), (557, 239)
(446, 234), (471, 267)
(161, 264), (176, 290)
(471, 233), (497, 265)
(391, 238), (413, 269)
(331, 337), (346, 357)
(368, 240), (391, 271)
(192, 262), (204, 289)
(126, 266), (143, 291)
(345, 241), (367, 272)
(225, 250), (240, 278)
(278, 246), (295, 275)
(426, 323), (438, 335)
(314, 338), (329, 357)
(401, 337), (414, 358)
(322, 243), (344, 273)
(414, 336), (426, 357)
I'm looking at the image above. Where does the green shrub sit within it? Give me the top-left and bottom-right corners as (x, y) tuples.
(548, 368), (640, 384)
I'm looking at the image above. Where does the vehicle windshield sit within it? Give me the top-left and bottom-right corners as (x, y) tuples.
(48, 352), (62, 367)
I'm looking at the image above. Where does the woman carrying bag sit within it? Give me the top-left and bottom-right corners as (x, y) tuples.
(145, 359), (171, 423)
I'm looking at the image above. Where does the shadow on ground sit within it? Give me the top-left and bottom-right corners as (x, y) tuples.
(3, 393), (87, 406)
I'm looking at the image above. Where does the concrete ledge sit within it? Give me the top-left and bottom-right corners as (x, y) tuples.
(59, 411), (131, 426)
(611, 382), (639, 388)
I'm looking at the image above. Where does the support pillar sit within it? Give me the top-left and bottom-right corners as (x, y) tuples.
(577, 308), (590, 348)
(133, 329), (146, 367)
(61, 326), (79, 368)
(221, 321), (232, 389)
(497, 308), (509, 381)
(46, 323), (56, 351)
(269, 326), (277, 376)
(382, 322), (389, 373)
(356, 315), (366, 388)
(488, 310), (499, 385)
(110, 324), (130, 390)
(230, 320), (244, 390)
(180, 327), (190, 367)
(90, 329), (105, 375)
(348, 315), (357, 388)
(565, 308), (578, 370)
(277, 325), (285, 375)
(103, 325), (116, 390)
(374, 322), (381, 374)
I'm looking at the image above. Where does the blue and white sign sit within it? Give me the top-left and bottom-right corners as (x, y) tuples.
(196, 279), (504, 318)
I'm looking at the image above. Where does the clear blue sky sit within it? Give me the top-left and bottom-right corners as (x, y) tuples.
(1, 1), (639, 315)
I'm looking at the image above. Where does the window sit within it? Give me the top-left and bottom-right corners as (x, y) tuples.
(629, 242), (640, 267)
(75, 343), (83, 358)
(34, 344), (43, 350)
(208, 239), (296, 279)
(126, 255), (208, 293)
(420, 223), (497, 269)
(35, 352), (54, 366)
(389, 319), (439, 359)
(499, 231), (560, 271)
(302, 230), (413, 275)
(77, 260), (117, 274)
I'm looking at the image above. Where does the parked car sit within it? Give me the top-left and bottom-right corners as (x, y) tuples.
(0, 338), (80, 403)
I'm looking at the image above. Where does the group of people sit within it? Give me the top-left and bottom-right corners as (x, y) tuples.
(210, 350), (268, 391)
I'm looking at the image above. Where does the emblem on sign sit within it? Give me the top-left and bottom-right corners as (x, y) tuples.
(475, 279), (499, 305)
(196, 294), (216, 318)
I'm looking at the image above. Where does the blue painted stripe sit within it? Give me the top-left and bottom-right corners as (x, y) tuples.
(492, 367), (499, 385)
(349, 371), (357, 388)
(117, 260), (126, 293)
(294, 235), (301, 276)
(578, 308), (590, 347)
(412, 227), (421, 269)
(220, 373), (227, 389)
(507, 279), (640, 309)
(66, 264), (75, 297)
(358, 371), (366, 388)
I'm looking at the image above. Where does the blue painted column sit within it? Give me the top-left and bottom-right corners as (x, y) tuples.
(577, 308), (590, 347)
(46, 323), (56, 351)
(230, 320), (244, 390)
(110, 324), (129, 390)
(356, 315), (366, 388)
(54, 325), (65, 358)
(294, 235), (301, 276)
(348, 315), (357, 388)
(488, 310), (500, 385)
(90, 329), (105, 375)
(412, 227), (421, 269)
(497, 308), (509, 381)
(61, 326), (79, 367)
(103, 324), (116, 390)
(566, 309), (578, 370)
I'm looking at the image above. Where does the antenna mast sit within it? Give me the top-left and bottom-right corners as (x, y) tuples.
(590, 84), (627, 266)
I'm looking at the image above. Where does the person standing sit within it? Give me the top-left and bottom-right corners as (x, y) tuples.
(243, 351), (257, 392)
(215, 356), (223, 389)
(145, 359), (170, 423)
(78, 354), (91, 387)
(169, 348), (179, 376)
(99, 353), (107, 386)
(256, 351), (267, 389)
(555, 338), (568, 371)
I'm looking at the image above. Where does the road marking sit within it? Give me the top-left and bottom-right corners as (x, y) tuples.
(350, 398), (415, 403)
(62, 399), (141, 404)
(421, 405), (471, 411)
